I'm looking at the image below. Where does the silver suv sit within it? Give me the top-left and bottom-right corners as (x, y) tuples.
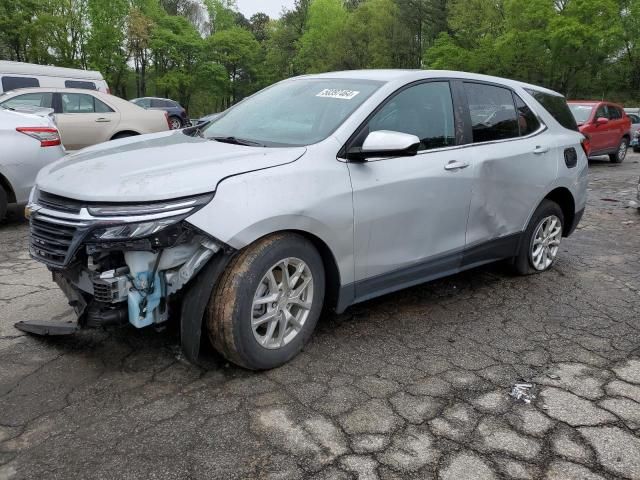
(22, 70), (588, 369)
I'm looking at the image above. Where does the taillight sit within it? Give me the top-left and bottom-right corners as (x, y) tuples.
(164, 111), (170, 129)
(580, 135), (591, 157)
(16, 127), (61, 147)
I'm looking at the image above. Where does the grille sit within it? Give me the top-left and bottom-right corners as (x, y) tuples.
(29, 216), (78, 266)
(93, 281), (115, 302)
(37, 191), (83, 214)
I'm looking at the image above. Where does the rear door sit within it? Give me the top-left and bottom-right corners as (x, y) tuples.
(347, 80), (473, 297)
(54, 92), (119, 150)
(463, 82), (557, 259)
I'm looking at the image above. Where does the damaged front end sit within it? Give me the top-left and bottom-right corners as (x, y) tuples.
(17, 189), (232, 361)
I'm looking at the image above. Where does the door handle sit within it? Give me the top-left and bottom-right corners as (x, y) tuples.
(533, 146), (549, 154)
(444, 160), (469, 171)
(95, 118), (111, 123)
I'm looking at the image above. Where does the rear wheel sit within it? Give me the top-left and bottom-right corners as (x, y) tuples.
(609, 138), (628, 163)
(0, 186), (7, 221)
(514, 200), (564, 275)
(207, 233), (325, 370)
(168, 116), (183, 130)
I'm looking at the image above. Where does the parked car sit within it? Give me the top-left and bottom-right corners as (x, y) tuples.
(0, 106), (64, 220)
(0, 88), (170, 150)
(20, 70), (588, 369)
(627, 113), (640, 153)
(568, 100), (631, 162)
(130, 97), (188, 130)
(0, 61), (108, 94)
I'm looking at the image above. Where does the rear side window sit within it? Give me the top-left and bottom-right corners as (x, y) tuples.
(514, 94), (541, 136)
(1, 76), (40, 92)
(61, 93), (113, 113)
(1, 92), (53, 109)
(525, 89), (578, 131)
(464, 82), (519, 143)
(64, 80), (96, 90)
(151, 99), (168, 108)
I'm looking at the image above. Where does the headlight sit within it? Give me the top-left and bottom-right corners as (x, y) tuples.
(92, 218), (180, 240)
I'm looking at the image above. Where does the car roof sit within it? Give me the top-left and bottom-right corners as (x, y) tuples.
(0, 60), (104, 81)
(2, 87), (106, 95)
(294, 69), (564, 97)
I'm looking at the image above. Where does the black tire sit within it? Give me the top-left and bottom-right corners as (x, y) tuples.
(168, 116), (183, 130)
(0, 185), (7, 221)
(111, 132), (138, 140)
(207, 233), (325, 370)
(514, 199), (564, 275)
(609, 138), (628, 163)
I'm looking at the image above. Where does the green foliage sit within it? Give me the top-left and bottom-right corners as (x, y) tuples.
(2, 0), (640, 115)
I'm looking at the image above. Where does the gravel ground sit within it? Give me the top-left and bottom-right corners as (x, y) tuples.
(0, 155), (639, 480)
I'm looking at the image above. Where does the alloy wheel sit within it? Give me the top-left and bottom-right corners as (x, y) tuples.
(251, 258), (314, 349)
(530, 215), (562, 271)
(618, 140), (628, 161)
(169, 117), (182, 130)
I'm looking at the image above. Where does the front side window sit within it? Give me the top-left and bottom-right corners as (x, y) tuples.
(364, 81), (455, 151)
(203, 78), (383, 147)
(133, 98), (150, 108)
(1, 92), (53, 109)
(1, 76), (39, 92)
(595, 105), (607, 120)
(465, 83), (519, 143)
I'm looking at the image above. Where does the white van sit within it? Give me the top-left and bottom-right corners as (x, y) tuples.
(0, 61), (109, 94)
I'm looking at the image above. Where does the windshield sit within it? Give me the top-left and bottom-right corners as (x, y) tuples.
(569, 104), (594, 125)
(203, 78), (383, 147)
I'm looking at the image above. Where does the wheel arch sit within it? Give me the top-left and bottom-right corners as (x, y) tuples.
(110, 130), (141, 140)
(543, 186), (575, 237)
(0, 172), (16, 203)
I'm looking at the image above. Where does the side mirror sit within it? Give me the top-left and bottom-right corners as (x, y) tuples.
(348, 130), (420, 161)
(595, 117), (609, 125)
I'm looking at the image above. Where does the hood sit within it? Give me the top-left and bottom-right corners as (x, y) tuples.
(36, 131), (306, 202)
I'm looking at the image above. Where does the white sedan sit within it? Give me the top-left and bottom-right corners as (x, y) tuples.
(0, 106), (65, 220)
(0, 88), (170, 151)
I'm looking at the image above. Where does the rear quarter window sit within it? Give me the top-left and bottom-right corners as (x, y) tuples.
(525, 89), (578, 131)
(1, 76), (40, 92)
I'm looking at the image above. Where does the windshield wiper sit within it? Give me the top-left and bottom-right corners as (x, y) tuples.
(211, 136), (265, 147)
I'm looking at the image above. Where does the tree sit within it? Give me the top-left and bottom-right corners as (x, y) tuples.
(295, 0), (349, 72)
(208, 26), (261, 106)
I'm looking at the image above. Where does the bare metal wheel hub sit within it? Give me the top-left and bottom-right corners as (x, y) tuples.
(251, 258), (314, 349)
(531, 215), (562, 271)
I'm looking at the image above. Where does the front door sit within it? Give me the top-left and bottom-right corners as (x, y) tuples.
(347, 81), (473, 301)
(54, 92), (119, 150)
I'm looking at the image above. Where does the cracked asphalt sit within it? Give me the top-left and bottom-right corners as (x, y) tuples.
(1, 155), (640, 480)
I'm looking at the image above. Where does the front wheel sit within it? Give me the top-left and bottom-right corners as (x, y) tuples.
(610, 138), (628, 163)
(207, 233), (325, 370)
(514, 200), (564, 275)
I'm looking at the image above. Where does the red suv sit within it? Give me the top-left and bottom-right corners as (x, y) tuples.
(568, 101), (631, 163)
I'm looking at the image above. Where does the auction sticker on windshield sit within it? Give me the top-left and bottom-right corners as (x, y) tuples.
(316, 89), (360, 100)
